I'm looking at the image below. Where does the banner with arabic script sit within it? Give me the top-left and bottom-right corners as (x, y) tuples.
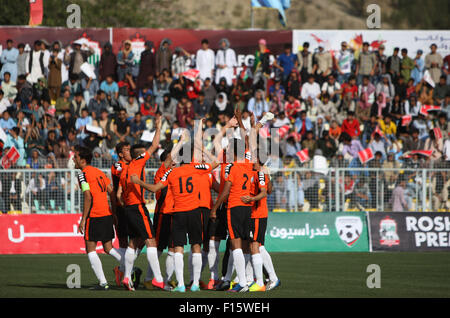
(264, 212), (369, 252)
(293, 30), (450, 58)
(0, 214), (118, 254)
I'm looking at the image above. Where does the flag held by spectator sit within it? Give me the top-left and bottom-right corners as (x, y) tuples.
(423, 70), (435, 88)
(29, 0), (44, 26)
(181, 69), (200, 82)
(251, 0), (290, 26)
(259, 127), (271, 138)
(288, 131), (301, 142)
(433, 127), (443, 140)
(296, 148), (309, 163)
(358, 148), (374, 164)
(401, 115), (412, 126)
(277, 125), (290, 138)
(403, 150), (433, 158)
(420, 105), (441, 116)
(1, 146), (20, 169)
(371, 125), (384, 138)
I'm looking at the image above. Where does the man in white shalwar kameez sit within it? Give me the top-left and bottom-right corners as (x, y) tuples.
(215, 38), (237, 86)
(26, 41), (46, 84)
(196, 39), (215, 81)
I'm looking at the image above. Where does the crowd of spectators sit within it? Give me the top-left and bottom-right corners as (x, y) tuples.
(0, 36), (449, 212)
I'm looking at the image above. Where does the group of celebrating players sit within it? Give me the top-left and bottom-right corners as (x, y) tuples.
(73, 109), (280, 293)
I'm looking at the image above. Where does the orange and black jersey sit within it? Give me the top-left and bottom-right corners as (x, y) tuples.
(160, 163), (212, 212)
(154, 163), (174, 214)
(250, 172), (269, 219)
(191, 162), (213, 209)
(78, 165), (112, 218)
(224, 162), (258, 209)
(111, 160), (128, 192)
(120, 151), (150, 206)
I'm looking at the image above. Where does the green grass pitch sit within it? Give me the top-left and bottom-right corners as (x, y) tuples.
(0, 252), (449, 298)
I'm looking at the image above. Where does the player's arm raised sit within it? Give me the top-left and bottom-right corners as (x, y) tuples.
(170, 129), (189, 164)
(194, 142), (219, 170)
(146, 114), (162, 157)
(213, 116), (238, 155)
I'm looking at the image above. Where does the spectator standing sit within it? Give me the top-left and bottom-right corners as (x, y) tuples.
(196, 39), (215, 82)
(156, 38), (172, 76)
(137, 41), (156, 90)
(99, 42), (117, 82)
(374, 44), (387, 84)
(273, 43), (298, 85)
(16, 43), (28, 78)
(48, 47), (62, 102)
(391, 177), (408, 212)
(335, 41), (353, 84)
(253, 39), (271, 92)
(425, 43), (443, 84)
(355, 42), (376, 85)
(215, 38), (237, 86)
(313, 45), (332, 85)
(411, 50), (425, 85)
(400, 49), (415, 82)
(1, 39), (19, 83)
(386, 47), (401, 82)
(26, 40), (45, 84)
(297, 42), (313, 85)
(117, 40), (135, 82)
(64, 41), (94, 79)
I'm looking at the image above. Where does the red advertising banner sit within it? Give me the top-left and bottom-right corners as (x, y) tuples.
(112, 28), (292, 57)
(0, 27), (110, 51)
(0, 214), (117, 254)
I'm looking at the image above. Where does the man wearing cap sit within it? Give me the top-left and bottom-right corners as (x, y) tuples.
(313, 45), (332, 86)
(425, 43), (443, 84)
(253, 39), (271, 92)
(64, 40), (94, 79)
(411, 50), (425, 85)
(355, 42), (376, 86)
(335, 41), (353, 84)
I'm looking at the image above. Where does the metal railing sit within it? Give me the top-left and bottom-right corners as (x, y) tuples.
(0, 168), (448, 214)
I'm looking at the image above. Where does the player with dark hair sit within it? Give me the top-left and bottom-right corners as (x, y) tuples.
(110, 141), (132, 286)
(74, 146), (123, 290)
(130, 139), (219, 293)
(143, 133), (187, 290)
(117, 116), (164, 291)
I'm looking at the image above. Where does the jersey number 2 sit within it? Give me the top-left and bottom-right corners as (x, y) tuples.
(242, 174), (248, 190)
